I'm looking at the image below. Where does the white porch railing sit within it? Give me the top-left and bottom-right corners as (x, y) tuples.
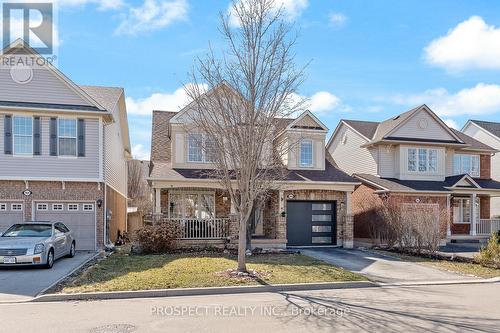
(144, 215), (229, 239)
(476, 219), (500, 236)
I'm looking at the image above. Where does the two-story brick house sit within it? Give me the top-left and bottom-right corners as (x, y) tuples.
(148, 86), (360, 248)
(327, 105), (500, 242)
(0, 40), (131, 250)
(462, 120), (500, 219)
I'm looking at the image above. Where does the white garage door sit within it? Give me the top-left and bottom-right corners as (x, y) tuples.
(34, 202), (96, 251)
(0, 202), (24, 233)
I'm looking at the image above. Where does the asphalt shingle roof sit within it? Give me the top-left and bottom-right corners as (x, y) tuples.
(470, 120), (500, 139)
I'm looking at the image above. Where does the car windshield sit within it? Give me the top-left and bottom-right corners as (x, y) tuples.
(1, 224), (52, 237)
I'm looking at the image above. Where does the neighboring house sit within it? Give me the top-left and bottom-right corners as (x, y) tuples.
(148, 86), (360, 248)
(0, 40), (131, 250)
(327, 105), (500, 241)
(462, 120), (500, 218)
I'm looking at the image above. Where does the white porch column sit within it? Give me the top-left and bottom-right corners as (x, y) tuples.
(446, 194), (452, 238)
(155, 188), (162, 214)
(470, 193), (477, 236)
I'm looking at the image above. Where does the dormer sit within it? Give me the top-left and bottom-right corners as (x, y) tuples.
(277, 110), (328, 170)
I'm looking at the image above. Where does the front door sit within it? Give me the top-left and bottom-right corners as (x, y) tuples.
(286, 201), (337, 246)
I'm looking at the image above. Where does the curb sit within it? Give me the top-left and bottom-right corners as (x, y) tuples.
(31, 281), (375, 303)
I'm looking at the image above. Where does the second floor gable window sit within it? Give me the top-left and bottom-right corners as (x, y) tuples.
(407, 148), (438, 173)
(453, 154), (480, 177)
(187, 134), (216, 163)
(13, 116), (33, 155)
(58, 119), (77, 156)
(300, 139), (313, 167)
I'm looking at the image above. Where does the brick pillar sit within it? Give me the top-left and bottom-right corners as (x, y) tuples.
(228, 214), (239, 241)
(275, 216), (286, 240)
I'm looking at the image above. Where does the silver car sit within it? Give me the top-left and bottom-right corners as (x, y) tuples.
(0, 222), (76, 269)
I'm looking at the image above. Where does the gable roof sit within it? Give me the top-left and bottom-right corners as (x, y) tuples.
(286, 110), (328, 131)
(328, 105), (497, 152)
(468, 120), (500, 139)
(1, 39), (107, 112)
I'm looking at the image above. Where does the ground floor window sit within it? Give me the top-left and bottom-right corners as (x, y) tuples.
(453, 197), (480, 224)
(169, 192), (215, 219)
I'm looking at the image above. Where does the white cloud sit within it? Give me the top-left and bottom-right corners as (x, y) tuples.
(392, 83), (500, 117)
(55, 0), (124, 10)
(132, 144), (150, 160)
(329, 12), (347, 28)
(228, 0), (308, 27)
(115, 0), (188, 36)
(126, 83), (207, 116)
(288, 90), (347, 116)
(443, 119), (459, 129)
(424, 16), (500, 71)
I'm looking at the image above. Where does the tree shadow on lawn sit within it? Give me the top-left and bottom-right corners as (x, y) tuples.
(275, 286), (500, 332)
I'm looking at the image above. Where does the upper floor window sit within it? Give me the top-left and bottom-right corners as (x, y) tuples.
(13, 116), (33, 155)
(453, 154), (480, 177)
(300, 139), (313, 167)
(407, 148), (438, 173)
(58, 119), (77, 156)
(187, 134), (216, 163)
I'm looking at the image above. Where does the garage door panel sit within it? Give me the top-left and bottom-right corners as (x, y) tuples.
(35, 202), (95, 251)
(0, 202), (24, 232)
(287, 201), (336, 246)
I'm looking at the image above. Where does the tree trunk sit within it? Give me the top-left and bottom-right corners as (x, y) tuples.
(237, 215), (248, 272)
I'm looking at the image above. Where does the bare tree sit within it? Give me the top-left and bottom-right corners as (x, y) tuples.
(128, 160), (152, 215)
(184, 0), (306, 272)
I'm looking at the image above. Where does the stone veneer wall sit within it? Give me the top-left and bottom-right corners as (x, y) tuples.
(0, 180), (105, 247)
(283, 189), (350, 247)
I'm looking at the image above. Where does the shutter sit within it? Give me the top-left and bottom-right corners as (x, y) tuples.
(50, 117), (58, 156)
(4, 115), (12, 155)
(77, 118), (85, 157)
(33, 116), (41, 155)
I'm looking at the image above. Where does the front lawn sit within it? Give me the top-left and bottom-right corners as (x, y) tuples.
(376, 250), (500, 279)
(59, 249), (365, 293)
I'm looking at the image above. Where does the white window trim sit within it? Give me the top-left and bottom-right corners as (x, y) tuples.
(453, 197), (480, 224)
(299, 139), (314, 168)
(453, 154), (480, 178)
(52, 203), (64, 211)
(0, 203), (6, 211)
(83, 203), (95, 211)
(11, 203), (23, 211)
(58, 118), (78, 157)
(68, 203), (79, 211)
(407, 147), (438, 174)
(37, 203), (48, 211)
(168, 191), (216, 219)
(186, 134), (215, 163)
(13, 116), (33, 156)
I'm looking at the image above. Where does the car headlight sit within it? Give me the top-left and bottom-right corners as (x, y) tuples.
(34, 243), (44, 254)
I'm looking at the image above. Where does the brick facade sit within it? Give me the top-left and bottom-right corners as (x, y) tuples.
(480, 154), (491, 180)
(0, 180), (105, 247)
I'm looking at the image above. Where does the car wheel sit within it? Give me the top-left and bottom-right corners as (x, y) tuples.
(67, 242), (76, 258)
(45, 249), (54, 269)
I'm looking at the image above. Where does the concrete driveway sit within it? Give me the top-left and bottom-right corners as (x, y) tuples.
(0, 251), (95, 303)
(300, 248), (476, 284)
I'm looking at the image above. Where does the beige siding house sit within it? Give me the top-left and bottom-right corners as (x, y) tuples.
(148, 86), (360, 249)
(327, 105), (500, 243)
(0, 40), (131, 250)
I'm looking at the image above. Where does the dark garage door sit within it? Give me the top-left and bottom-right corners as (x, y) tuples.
(286, 201), (336, 246)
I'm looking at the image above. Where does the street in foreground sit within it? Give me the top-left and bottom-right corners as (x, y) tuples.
(1, 282), (499, 333)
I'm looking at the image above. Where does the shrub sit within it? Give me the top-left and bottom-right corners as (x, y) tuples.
(135, 220), (181, 254)
(476, 232), (500, 268)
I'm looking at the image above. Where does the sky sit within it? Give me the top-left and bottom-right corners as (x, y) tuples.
(12, 0), (500, 159)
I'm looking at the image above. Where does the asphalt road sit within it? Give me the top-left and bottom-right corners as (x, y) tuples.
(1, 283), (499, 332)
